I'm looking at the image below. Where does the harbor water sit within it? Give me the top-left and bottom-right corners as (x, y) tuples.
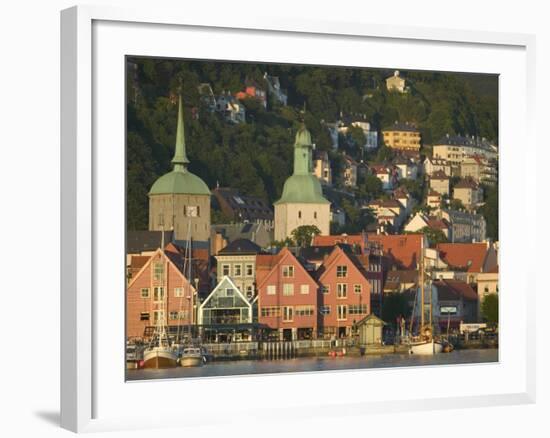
(127, 348), (498, 381)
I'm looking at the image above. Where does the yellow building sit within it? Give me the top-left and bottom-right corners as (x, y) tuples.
(386, 70), (406, 93)
(382, 122), (421, 151)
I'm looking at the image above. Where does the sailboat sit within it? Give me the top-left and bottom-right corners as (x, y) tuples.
(143, 225), (178, 368)
(409, 238), (444, 355)
(176, 221), (206, 367)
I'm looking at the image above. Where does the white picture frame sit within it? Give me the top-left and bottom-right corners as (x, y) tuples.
(60, 4), (536, 433)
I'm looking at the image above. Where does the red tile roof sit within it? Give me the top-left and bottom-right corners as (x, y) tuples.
(313, 234), (365, 251)
(436, 243), (489, 273)
(367, 234), (423, 269)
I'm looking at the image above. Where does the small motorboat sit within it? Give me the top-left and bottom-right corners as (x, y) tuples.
(179, 347), (206, 367)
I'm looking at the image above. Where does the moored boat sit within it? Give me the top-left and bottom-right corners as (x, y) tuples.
(179, 347), (205, 367)
(409, 339), (444, 355)
(143, 345), (178, 368)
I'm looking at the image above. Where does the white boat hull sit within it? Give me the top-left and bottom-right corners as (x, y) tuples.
(143, 347), (178, 368)
(409, 340), (444, 355)
(180, 355), (204, 367)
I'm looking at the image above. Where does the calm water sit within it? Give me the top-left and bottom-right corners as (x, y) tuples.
(126, 348), (498, 381)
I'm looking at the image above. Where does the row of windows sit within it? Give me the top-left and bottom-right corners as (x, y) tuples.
(140, 287), (188, 300)
(260, 305), (316, 319)
(221, 263), (254, 277)
(139, 310), (189, 322)
(321, 284), (363, 297)
(266, 284), (310, 296)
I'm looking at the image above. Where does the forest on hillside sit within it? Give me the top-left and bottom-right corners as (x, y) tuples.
(126, 57), (498, 233)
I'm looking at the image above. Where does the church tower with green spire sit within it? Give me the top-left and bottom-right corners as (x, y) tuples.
(274, 124), (330, 241)
(148, 95), (211, 242)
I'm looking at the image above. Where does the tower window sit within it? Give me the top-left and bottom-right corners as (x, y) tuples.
(314, 211), (317, 219)
(298, 211), (302, 219)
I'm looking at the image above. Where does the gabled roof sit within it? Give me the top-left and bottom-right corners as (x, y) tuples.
(127, 247), (196, 292)
(431, 170), (449, 180)
(434, 279), (477, 301)
(256, 247), (317, 290)
(315, 245), (370, 282)
(199, 275), (252, 310)
(436, 242), (490, 273)
(425, 217), (450, 230)
(218, 238), (262, 255)
(454, 178), (479, 190)
(427, 189), (441, 197)
(367, 234), (423, 269)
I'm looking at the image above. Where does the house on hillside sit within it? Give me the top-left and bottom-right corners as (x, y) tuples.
(385, 70), (406, 93)
(453, 178), (483, 209)
(430, 170), (450, 196)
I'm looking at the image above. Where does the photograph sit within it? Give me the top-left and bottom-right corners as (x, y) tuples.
(125, 57), (499, 380)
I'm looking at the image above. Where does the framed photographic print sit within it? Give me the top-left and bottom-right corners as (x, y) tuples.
(61, 4), (536, 433)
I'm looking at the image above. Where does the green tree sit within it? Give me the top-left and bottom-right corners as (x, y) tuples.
(290, 225), (321, 247)
(481, 294), (498, 326)
(419, 226), (448, 245)
(348, 125), (366, 149)
(359, 175), (383, 199)
(381, 293), (411, 328)
(481, 184), (498, 240)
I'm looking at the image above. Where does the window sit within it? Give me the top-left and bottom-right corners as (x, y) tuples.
(321, 285), (330, 294)
(300, 284), (310, 295)
(140, 312), (150, 321)
(153, 310), (165, 323)
(226, 288), (235, 297)
(140, 288), (150, 298)
(319, 306), (331, 315)
(267, 285), (276, 295)
(295, 306), (314, 316)
(174, 287), (183, 297)
(261, 306), (281, 317)
(337, 305), (347, 321)
(169, 311), (186, 320)
(233, 264), (242, 277)
(186, 206), (199, 217)
(153, 287), (165, 301)
(222, 264), (230, 276)
(246, 285), (254, 299)
(337, 283), (348, 299)
(282, 265), (294, 278)
(354, 284), (362, 294)
(283, 306), (293, 322)
(349, 304), (368, 315)
(298, 211), (302, 219)
(245, 264), (254, 277)
(153, 262), (164, 281)
(314, 211), (317, 219)
(283, 284), (294, 296)
(336, 266), (348, 278)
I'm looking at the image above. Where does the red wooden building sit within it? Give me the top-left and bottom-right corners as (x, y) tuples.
(126, 245), (197, 341)
(315, 246), (372, 339)
(256, 247), (319, 341)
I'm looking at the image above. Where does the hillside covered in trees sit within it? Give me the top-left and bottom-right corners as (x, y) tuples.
(126, 57), (498, 233)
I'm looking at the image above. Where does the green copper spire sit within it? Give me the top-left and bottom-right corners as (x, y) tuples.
(273, 124), (329, 205)
(293, 123), (313, 175)
(148, 93), (211, 196)
(171, 94), (190, 170)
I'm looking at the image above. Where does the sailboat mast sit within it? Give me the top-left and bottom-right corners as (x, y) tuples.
(420, 241), (425, 329)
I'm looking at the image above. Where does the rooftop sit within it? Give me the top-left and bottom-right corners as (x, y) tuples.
(436, 242), (490, 273)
